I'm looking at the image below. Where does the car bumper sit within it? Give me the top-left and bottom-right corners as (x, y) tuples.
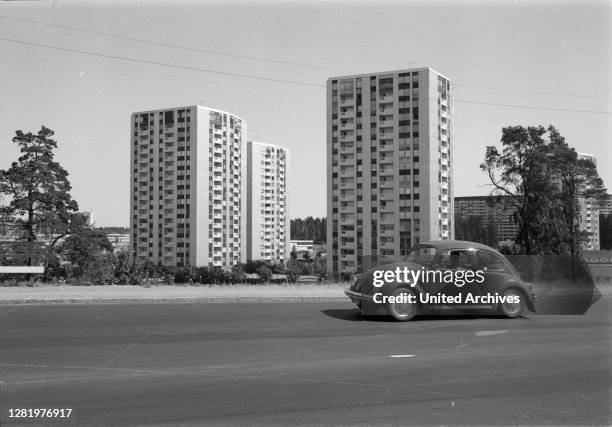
(345, 289), (373, 304)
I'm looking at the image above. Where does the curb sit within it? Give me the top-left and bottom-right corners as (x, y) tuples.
(0, 296), (349, 305)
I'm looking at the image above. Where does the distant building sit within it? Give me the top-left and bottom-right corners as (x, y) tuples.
(327, 67), (454, 274)
(582, 250), (612, 285)
(600, 194), (612, 216)
(454, 196), (518, 243)
(246, 141), (289, 264)
(82, 211), (94, 227)
(290, 240), (314, 253)
(130, 105), (246, 269)
(107, 233), (130, 253)
(575, 153), (599, 250)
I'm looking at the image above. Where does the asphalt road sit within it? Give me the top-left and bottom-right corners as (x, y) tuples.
(1, 299), (610, 426)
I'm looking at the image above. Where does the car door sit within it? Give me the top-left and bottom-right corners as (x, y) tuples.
(435, 249), (476, 305)
(474, 250), (513, 300)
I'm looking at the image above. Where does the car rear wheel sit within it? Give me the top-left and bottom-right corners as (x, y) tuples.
(498, 289), (525, 318)
(387, 287), (417, 321)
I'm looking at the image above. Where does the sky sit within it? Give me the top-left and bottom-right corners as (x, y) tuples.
(0, 0), (610, 227)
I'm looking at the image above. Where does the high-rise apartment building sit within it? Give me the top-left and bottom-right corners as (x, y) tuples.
(246, 141), (289, 263)
(326, 67), (454, 274)
(130, 105), (246, 269)
(600, 194), (612, 216)
(577, 153), (600, 250)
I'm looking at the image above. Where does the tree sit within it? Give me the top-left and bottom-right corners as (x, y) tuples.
(57, 224), (113, 283)
(454, 214), (498, 248)
(0, 126), (78, 265)
(546, 127), (607, 256)
(256, 265), (273, 282)
(485, 214), (499, 248)
(481, 125), (553, 255)
(481, 125), (607, 256)
(114, 251), (145, 286)
(290, 216), (327, 243)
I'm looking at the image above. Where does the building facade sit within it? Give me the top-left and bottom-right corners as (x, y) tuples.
(326, 67), (454, 274)
(454, 196), (519, 243)
(107, 233), (130, 253)
(600, 194), (612, 216)
(289, 240), (314, 253)
(576, 153), (600, 250)
(130, 105), (247, 269)
(246, 141), (289, 264)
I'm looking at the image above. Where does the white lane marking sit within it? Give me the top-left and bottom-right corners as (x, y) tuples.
(389, 354), (416, 358)
(475, 330), (508, 336)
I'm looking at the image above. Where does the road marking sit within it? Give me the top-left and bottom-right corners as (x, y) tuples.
(475, 330), (508, 336)
(389, 354), (416, 358)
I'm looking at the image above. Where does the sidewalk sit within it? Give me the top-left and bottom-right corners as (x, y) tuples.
(0, 284), (349, 304)
(0, 283), (609, 305)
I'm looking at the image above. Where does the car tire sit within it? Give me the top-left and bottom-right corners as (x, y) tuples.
(387, 287), (417, 321)
(498, 288), (525, 318)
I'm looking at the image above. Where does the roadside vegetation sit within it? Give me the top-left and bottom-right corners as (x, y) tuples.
(1, 125), (607, 287)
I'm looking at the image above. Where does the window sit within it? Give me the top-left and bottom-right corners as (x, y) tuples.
(475, 251), (508, 273)
(439, 250), (474, 270)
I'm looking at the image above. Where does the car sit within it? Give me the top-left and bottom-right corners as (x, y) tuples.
(345, 240), (536, 321)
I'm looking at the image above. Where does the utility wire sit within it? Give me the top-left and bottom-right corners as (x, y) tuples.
(453, 98), (611, 114)
(1, 13), (609, 100)
(0, 37), (324, 88)
(1, 37), (610, 115)
(453, 82), (611, 100)
(0, 14), (350, 74)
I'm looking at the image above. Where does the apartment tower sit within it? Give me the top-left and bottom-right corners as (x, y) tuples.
(326, 67), (453, 274)
(577, 153), (600, 250)
(246, 141), (289, 263)
(130, 105), (247, 269)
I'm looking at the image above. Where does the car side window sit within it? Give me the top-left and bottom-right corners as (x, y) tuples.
(439, 250), (474, 270)
(475, 251), (508, 273)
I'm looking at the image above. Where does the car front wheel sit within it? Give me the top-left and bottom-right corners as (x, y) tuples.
(387, 287), (417, 321)
(498, 289), (525, 318)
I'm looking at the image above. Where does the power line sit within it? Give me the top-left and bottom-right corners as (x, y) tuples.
(453, 82), (611, 100)
(0, 14), (350, 74)
(0, 37), (610, 115)
(453, 98), (611, 114)
(2, 13), (609, 101)
(0, 37), (325, 88)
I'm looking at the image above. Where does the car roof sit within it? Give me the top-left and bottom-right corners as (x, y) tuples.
(415, 240), (500, 252)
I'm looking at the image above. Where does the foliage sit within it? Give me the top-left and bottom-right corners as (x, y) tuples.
(256, 265), (273, 282)
(480, 125), (553, 255)
(290, 216), (326, 244)
(481, 125), (607, 256)
(454, 214), (499, 248)
(58, 225), (113, 276)
(0, 126), (79, 265)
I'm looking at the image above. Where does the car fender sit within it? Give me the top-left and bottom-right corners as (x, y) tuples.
(503, 284), (536, 313)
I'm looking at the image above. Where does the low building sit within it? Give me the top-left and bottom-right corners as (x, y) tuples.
(583, 250), (612, 285)
(107, 233), (130, 253)
(454, 196), (518, 243)
(290, 240), (314, 253)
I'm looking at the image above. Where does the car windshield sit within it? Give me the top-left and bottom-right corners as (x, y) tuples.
(404, 246), (438, 267)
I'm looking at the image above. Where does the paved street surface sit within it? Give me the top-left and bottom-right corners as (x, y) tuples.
(1, 299), (610, 426)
